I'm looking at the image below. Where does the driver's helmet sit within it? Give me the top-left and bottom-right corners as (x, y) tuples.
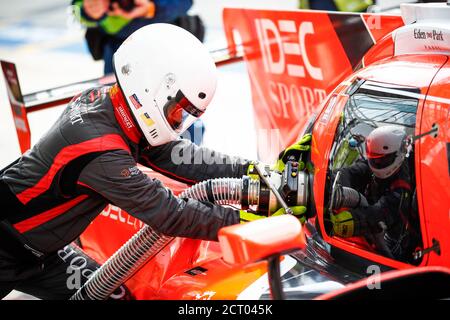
(113, 23), (217, 146)
(365, 125), (407, 179)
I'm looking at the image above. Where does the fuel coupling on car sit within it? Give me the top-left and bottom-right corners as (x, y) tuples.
(179, 161), (309, 215)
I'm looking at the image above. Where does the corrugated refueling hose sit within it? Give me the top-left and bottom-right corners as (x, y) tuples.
(70, 176), (261, 300)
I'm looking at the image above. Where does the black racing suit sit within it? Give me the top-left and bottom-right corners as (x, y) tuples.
(0, 85), (248, 299)
(336, 159), (421, 263)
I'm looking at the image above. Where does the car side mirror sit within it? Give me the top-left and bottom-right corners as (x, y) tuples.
(218, 215), (306, 300)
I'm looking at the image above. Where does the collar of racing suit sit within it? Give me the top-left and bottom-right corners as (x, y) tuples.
(109, 84), (143, 145)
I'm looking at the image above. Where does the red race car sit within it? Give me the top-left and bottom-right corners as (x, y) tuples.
(2, 2), (449, 300)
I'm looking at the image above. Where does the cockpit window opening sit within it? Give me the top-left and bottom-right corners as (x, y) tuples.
(324, 82), (423, 265)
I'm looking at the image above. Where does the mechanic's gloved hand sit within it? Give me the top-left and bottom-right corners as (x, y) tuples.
(246, 161), (262, 180)
(330, 210), (355, 237)
(272, 206), (307, 224)
(272, 134), (312, 173)
(239, 210), (265, 224)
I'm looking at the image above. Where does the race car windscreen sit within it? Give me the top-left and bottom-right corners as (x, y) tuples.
(329, 81), (418, 170)
(324, 80), (424, 265)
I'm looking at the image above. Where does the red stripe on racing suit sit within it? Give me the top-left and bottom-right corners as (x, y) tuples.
(16, 134), (130, 205)
(14, 195), (89, 233)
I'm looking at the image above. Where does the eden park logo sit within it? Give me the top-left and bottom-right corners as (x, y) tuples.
(414, 28), (444, 41)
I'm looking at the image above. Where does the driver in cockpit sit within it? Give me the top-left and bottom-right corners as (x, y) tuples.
(329, 125), (421, 263)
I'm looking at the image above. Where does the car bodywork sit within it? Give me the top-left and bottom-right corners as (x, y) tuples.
(1, 3), (449, 299)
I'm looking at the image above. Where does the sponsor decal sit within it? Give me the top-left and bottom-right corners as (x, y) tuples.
(101, 204), (145, 230)
(59, 245), (128, 299)
(255, 19), (324, 80)
(254, 17), (328, 121)
(194, 291), (216, 300)
(117, 105), (134, 130)
(120, 166), (140, 178)
(129, 93), (143, 110)
(140, 112), (155, 127)
(129, 166), (140, 176)
(121, 168), (131, 177)
(414, 28), (427, 40)
(110, 85), (142, 144)
(68, 98), (88, 125)
(414, 28), (444, 41)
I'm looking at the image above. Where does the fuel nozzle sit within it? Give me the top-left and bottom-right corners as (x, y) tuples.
(252, 161), (309, 215)
(178, 162), (309, 215)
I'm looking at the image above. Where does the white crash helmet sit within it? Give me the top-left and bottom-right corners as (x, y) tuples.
(113, 23), (217, 146)
(365, 125), (407, 179)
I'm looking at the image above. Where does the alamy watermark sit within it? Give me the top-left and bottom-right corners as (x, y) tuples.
(366, 265), (382, 290)
(60, 245), (126, 299)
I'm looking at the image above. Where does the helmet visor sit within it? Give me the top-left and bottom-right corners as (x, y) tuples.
(163, 90), (203, 132)
(367, 151), (397, 169)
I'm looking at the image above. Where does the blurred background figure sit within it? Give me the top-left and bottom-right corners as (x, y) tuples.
(299, 0), (373, 11)
(73, 0), (206, 144)
(73, 0), (204, 74)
